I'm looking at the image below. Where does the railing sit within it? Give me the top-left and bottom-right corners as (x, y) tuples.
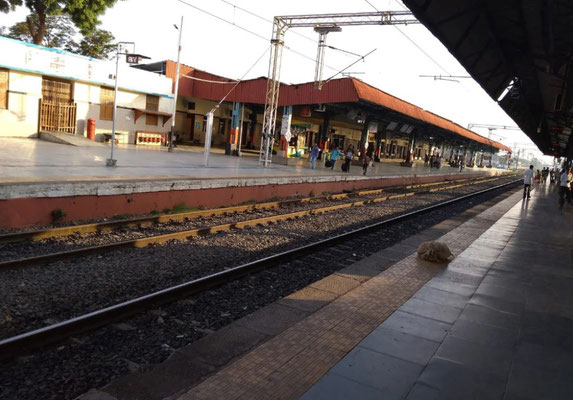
(39, 100), (77, 134)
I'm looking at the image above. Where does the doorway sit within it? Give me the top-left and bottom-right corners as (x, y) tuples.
(39, 77), (76, 134)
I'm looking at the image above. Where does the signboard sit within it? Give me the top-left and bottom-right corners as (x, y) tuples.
(126, 54), (141, 64)
(368, 122), (378, 133)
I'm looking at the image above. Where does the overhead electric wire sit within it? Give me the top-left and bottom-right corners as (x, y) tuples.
(218, 0), (316, 45)
(364, 0), (451, 75)
(324, 49), (377, 84)
(217, 0), (368, 61)
(175, 0), (344, 73)
(181, 75), (238, 84)
(211, 45), (271, 110)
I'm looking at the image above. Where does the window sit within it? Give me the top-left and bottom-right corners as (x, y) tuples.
(99, 87), (114, 121)
(42, 77), (72, 103)
(0, 68), (8, 109)
(145, 95), (159, 125)
(218, 119), (226, 135)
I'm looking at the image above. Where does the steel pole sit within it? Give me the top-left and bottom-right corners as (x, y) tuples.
(204, 111), (214, 166)
(106, 50), (120, 167)
(237, 103), (244, 156)
(169, 16), (184, 153)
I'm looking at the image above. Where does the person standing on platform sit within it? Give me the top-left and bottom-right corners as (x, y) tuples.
(344, 145), (354, 173)
(559, 168), (572, 209)
(309, 143), (319, 170)
(459, 158), (465, 172)
(550, 168), (555, 184)
(363, 153), (371, 176)
(523, 164), (534, 199)
(330, 146), (342, 170)
(542, 167), (549, 184)
(424, 153), (429, 167)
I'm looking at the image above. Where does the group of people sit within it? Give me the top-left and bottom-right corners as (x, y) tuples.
(423, 153), (443, 169)
(310, 144), (372, 175)
(523, 164), (573, 210)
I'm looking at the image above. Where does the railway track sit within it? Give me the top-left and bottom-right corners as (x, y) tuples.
(0, 178), (520, 362)
(0, 175), (504, 245)
(0, 174), (510, 269)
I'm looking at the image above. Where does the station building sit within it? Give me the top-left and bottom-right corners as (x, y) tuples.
(0, 36), (510, 166)
(0, 36), (173, 144)
(138, 60), (511, 166)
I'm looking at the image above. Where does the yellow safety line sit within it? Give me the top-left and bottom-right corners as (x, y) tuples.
(12, 174), (513, 243)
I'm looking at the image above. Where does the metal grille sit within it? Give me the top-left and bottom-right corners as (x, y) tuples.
(39, 100), (77, 134)
(42, 79), (72, 103)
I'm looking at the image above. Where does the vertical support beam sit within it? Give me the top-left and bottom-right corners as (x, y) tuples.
(203, 111), (214, 167)
(319, 112), (330, 151)
(278, 105), (293, 158)
(359, 117), (373, 159)
(374, 126), (384, 161)
(260, 18), (286, 167)
(227, 102), (241, 155)
(314, 31), (328, 90)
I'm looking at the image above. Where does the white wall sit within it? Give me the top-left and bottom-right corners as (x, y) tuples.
(74, 83), (172, 143)
(0, 37), (174, 140)
(0, 70), (41, 137)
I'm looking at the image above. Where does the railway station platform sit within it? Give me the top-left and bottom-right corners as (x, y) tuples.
(164, 184), (569, 400)
(0, 138), (508, 228)
(78, 182), (573, 400)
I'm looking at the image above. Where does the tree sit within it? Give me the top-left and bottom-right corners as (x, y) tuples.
(7, 15), (76, 49)
(71, 29), (116, 60)
(0, 0), (120, 45)
(3, 13), (116, 59)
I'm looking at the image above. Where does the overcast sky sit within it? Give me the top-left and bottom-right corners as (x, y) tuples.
(0, 0), (550, 161)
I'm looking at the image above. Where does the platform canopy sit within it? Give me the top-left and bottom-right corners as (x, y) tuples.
(402, 0), (573, 157)
(151, 60), (510, 153)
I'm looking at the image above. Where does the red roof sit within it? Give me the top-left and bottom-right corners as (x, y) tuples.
(164, 61), (511, 152)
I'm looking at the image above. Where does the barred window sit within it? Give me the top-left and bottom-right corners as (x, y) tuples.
(145, 95), (159, 126)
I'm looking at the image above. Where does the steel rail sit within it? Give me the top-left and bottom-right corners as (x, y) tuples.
(0, 175), (505, 245)
(0, 176), (505, 270)
(0, 179), (520, 361)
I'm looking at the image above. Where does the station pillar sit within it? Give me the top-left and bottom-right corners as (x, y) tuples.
(226, 102), (242, 155)
(319, 113), (331, 154)
(359, 117), (373, 159)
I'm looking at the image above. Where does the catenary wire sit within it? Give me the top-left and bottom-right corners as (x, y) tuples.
(175, 0), (344, 73)
(217, 0), (361, 60)
(364, 0), (451, 75)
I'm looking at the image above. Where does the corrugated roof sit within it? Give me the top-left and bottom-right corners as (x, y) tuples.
(351, 79), (511, 152)
(159, 60), (510, 152)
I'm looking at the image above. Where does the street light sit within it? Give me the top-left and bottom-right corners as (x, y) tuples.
(106, 42), (150, 167)
(169, 17), (184, 153)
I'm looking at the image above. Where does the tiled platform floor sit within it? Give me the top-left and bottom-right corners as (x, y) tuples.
(0, 138), (503, 182)
(301, 183), (573, 400)
(173, 184), (535, 400)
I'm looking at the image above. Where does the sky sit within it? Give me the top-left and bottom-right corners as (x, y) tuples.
(0, 0), (552, 163)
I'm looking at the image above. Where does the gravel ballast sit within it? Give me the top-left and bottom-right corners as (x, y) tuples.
(0, 180), (519, 400)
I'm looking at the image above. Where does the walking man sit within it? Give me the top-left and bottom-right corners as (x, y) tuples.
(362, 153), (371, 176)
(330, 146), (341, 170)
(523, 164), (534, 199)
(344, 145), (354, 173)
(309, 143), (319, 169)
(559, 167), (572, 210)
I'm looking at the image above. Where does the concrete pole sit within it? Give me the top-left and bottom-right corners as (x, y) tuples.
(204, 111), (214, 166)
(169, 16), (183, 153)
(106, 50), (120, 167)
